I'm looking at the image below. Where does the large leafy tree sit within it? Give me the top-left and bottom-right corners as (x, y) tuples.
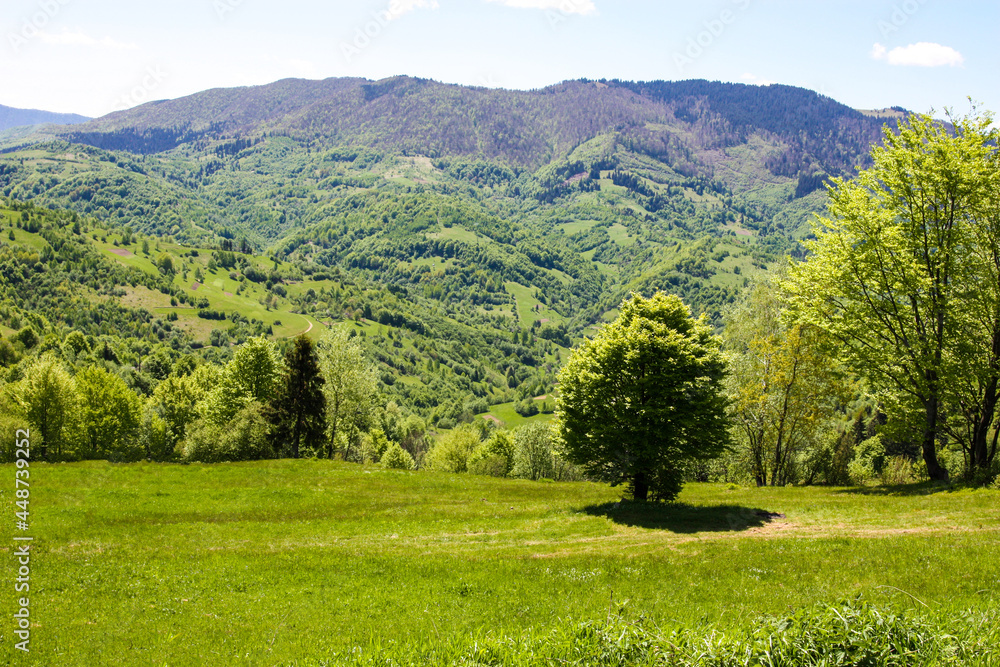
(787, 110), (998, 481)
(266, 335), (326, 459)
(315, 328), (378, 460)
(945, 122), (1000, 476)
(724, 268), (846, 487)
(556, 292), (729, 501)
(13, 354), (78, 460)
(76, 366), (142, 460)
(201, 336), (284, 426)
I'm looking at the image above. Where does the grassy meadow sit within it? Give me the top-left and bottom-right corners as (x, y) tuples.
(2, 461), (999, 665)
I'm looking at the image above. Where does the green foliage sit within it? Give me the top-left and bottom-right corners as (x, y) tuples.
(849, 436), (887, 486)
(139, 404), (171, 461)
(426, 424), (482, 473)
(788, 110), (999, 482)
(468, 429), (516, 477)
(266, 335), (326, 458)
(201, 335), (283, 425)
(398, 413), (430, 463)
(10, 353), (78, 459)
(724, 268), (846, 486)
(62, 330), (89, 356)
(359, 428), (391, 463)
(510, 422), (558, 481)
(14, 326), (38, 350)
(557, 292), (729, 501)
(151, 370), (212, 454)
(183, 402), (273, 462)
(75, 365), (142, 461)
(381, 442), (416, 470)
(316, 327), (378, 460)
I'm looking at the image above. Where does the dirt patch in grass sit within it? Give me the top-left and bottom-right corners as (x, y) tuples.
(109, 248), (134, 257)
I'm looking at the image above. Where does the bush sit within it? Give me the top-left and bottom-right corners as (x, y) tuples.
(425, 424), (481, 473)
(182, 403), (273, 462)
(514, 398), (538, 417)
(468, 430), (516, 477)
(848, 436), (885, 485)
(381, 442), (415, 470)
(512, 422), (555, 481)
(880, 455), (919, 485)
(359, 428), (391, 463)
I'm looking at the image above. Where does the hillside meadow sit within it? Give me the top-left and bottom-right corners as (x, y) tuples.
(2, 460), (998, 665)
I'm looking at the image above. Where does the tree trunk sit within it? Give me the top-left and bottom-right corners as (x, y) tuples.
(632, 471), (649, 502)
(972, 324), (1000, 473)
(922, 396), (949, 481)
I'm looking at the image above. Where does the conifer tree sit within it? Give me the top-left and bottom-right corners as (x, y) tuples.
(267, 335), (326, 459)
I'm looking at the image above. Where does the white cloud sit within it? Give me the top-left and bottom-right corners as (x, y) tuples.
(38, 30), (138, 50)
(385, 0), (440, 21)
(485, 0), (597, 15)
(870, 42), (964, 67)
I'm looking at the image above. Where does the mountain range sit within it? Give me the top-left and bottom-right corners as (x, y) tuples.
(0, 103), (90, 132)
(0, 76), (905, 418)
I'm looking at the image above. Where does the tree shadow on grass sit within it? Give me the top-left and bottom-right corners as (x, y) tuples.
(834, 481), (959, 497)
(580, 502), (785, 533)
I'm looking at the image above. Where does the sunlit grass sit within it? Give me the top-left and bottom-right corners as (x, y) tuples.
(1, 461), (997, 665)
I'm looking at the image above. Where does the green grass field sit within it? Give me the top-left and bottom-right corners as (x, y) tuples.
(481, 400), (555, 429)
(505, 281), (566, 326)
(2, 461), (998, 665)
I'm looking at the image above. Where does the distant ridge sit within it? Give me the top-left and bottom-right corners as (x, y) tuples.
(0, 104), (90, 132)
(59, 75), (898, 176)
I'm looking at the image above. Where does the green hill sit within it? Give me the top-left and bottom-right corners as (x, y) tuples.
(0, 199), (564, 424)
(0, 76), (908, 418)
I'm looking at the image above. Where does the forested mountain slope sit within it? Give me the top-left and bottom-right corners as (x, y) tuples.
(0, 76), (903, 410)
(0, 103), (90, 132)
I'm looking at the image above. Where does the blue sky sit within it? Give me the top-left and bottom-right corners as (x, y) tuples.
(2, 0), (996, 120)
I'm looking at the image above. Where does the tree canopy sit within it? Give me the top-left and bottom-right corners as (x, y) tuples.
(266, 335), (326, 459)
(787, 110), (999, 481)
(556, 292), (729, 501)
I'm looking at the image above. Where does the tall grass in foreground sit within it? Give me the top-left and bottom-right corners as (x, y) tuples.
(305, 597), (1000, 666)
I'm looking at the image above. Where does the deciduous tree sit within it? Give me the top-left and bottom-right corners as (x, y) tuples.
(13, 354), (78, 459)
(201, 336), (283, 426)
(315, 328), (378, 459)
(76, 366), (142, 460)
(724, 269), (847, 486)
(787, 110), (998, 481)
(556, 292), (729, 501)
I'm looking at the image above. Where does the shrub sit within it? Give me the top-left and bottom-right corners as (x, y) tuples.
(880, 455), (919, 486)
(514, 398), (538, 417)
(425, 424), (481, 473)
(468, 430), (516, 477)
(359, 428), (391, 463)
(182, 402), (273, 462)
(512, 422), (556, 481)
(381, 442), (415, 470)
(848, 436), (885, 486)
